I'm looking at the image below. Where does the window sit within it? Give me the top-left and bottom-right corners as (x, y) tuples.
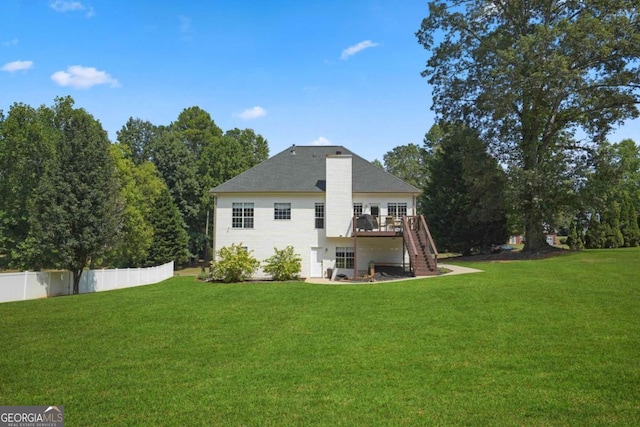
(388, 202), (407, 218)
(274, 203), (291, 220)
(353, 203), (363, 218)
(335, 247), (354, 269)
(232, 202), (254, 228)
(315, 203), (324, 229)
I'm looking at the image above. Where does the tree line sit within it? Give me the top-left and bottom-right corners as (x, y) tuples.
(0, 96), (268, 292)
(388, 0), (640, 254)
(381, 125), (640, 255)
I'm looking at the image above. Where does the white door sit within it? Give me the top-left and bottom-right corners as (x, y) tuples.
(310, 247), (323, 277)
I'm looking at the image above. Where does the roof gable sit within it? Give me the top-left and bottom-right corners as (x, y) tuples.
(210, 145), (420, 194)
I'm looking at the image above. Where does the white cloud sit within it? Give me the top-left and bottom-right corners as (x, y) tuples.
(340, 40), (380, 60)
(237, 106), (267, 120)
(51, 65), (119, 89)
(3, 38), (19, 47)
(50, 1), (94, 17)
(1, 60), (33, 72)
(50, 0), (84, 12)
(310, 137), (332, 146)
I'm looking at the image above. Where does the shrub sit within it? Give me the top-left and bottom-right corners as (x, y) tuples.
(567, 219), (584, 250)
(263, 246), (302, 281)
(210, 243), (259, 283)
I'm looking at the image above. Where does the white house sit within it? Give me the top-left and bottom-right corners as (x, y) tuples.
(210, 145), (437, 280)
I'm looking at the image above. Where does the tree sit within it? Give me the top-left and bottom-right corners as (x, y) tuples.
(602, 202), (624, 248)
(150, 130), (201, 259)
(147, 186), (190, 267)
(371, 159), (384, 168)
(172, 106), (223, 158)
(106, 144), (170, 267)
(584, 213), (606, 249)
(22, 97), (121, 293)
(382, 144), (429, 189)
(421, 124), (509, 255)
(580, 139), (640, 247)
(0, 103), (56, 268)
(224, 128), (269, 170)
(417, 0), (640, 251)
(566, 219), (584, 250)
(116, 117), (158, 165)
(620, 197), (640, 247)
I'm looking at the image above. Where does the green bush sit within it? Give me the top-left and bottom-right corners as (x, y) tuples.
(263, 246), (302, 281)
(211, 243), (259, 283)
(567, 220), (584, 250)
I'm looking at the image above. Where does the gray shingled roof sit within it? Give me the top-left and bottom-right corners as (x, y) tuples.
(210, 145), (420, 194)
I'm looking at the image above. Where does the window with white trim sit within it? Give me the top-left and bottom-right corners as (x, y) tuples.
(335, 247), (354, 269)
(232, 202), (254, 228)
(353, 203), (363, 217)
(387, 202), (407, 218)
(315, 203), (324, 229)
(274, 203), (291, 220)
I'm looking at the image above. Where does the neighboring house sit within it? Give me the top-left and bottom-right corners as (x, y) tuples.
(509, 234), (559, 246)
(210, 145), (437, 280)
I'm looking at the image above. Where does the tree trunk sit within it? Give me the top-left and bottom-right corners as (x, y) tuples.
(520, 128), (550, 252)
(523, 210), (549, 251)
(72, 269), (83, 295)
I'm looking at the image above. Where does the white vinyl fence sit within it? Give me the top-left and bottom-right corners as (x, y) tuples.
(0, 261), (174, 304)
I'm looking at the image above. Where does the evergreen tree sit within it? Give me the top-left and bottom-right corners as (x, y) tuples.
(566, 220), (584, 251)
(585, 214), (606, 249)
(421, 124), (509, 255)
(602, 202), (624, 248)
(620, 195), (640, 248)
(147, 186), (189, 267)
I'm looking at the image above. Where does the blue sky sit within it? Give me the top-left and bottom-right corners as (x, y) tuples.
(1, 1), (638, 163)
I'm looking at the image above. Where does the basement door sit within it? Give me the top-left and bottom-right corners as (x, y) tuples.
(310, 247), (323, 278)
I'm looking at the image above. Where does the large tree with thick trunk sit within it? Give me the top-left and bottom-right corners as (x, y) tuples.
(417, 0), (640, 250)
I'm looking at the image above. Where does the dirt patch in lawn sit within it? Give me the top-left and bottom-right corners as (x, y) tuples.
(451, 246), (570, 263)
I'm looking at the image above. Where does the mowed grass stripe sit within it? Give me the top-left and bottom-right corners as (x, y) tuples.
(1, 248), (638, 425)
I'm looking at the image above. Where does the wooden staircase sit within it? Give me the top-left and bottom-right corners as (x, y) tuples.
(403, 215), (438, 276)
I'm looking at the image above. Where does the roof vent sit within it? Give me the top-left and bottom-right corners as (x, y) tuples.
(290, 144), (296, 155)
(336, 150), (342, 155)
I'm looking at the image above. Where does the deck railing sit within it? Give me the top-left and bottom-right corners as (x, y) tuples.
(418, 215), (438, 271)
(352, 214), (403, 233)
(402, 216), (420, 274)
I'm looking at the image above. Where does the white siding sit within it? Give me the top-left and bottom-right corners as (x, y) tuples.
(325, 155), (353, 237)
(213, 191), (416, 280)
(214, 193), (329, 278)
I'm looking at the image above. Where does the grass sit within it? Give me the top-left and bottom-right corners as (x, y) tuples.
(1, 249), (639, 425)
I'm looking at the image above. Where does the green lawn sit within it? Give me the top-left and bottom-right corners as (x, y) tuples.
(1, 249), (639, 426)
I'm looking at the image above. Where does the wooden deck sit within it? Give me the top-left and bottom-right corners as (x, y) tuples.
(351, 214), (439, 277)
(352, 215), (404, 237)
(353, 229), (402, 237)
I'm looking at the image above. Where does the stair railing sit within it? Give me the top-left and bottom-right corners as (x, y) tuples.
(418, 215), (438, 271)
(402, 216), (419, 275)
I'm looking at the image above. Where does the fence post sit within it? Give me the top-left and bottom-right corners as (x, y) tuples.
(23, 271), (28, 301)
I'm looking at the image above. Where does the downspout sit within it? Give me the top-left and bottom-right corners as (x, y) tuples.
(211, 195), (217, 263)
(353, 215), (358, 279)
